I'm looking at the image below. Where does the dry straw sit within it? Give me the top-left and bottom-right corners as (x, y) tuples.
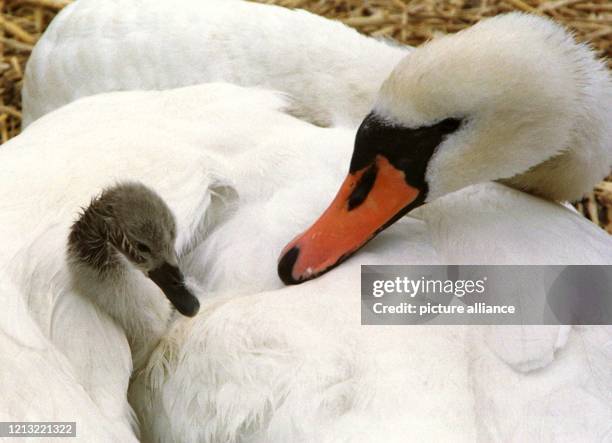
(1, 0), (611, 231)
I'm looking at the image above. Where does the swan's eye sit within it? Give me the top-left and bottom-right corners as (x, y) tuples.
(439, 118), (462, 134)
(136, 242), (151, 254)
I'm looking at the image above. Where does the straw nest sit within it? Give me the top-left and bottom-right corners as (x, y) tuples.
(1, 0), (611, 232)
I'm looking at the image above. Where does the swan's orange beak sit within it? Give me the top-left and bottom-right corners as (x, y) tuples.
(277, 155), (424, 285)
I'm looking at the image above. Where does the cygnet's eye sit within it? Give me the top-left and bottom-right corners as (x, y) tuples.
(136, 242), (151, 254)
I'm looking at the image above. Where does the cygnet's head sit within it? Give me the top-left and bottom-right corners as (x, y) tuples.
(68, 182), (200, 317)
(278, 13), (612, 284)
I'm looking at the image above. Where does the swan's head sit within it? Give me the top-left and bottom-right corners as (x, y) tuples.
(68, 182), (200, 317)
(278, 13), (612, 284)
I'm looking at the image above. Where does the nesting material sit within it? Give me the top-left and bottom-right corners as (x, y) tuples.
(1, 0), (610, 231)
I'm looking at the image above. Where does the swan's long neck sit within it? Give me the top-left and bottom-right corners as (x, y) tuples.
(68, 206), (172, 369)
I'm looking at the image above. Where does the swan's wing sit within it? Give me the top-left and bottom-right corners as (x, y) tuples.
(0, 277), (139, 442)
(3, 81), (362, 295)
(0, 77), (354, 292)
(23, 0), (407, 127)
(0, 83), (295, 267)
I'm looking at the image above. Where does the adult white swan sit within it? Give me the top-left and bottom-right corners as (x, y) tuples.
(22, 0), (407, 128)
(5, 13), (612, 443)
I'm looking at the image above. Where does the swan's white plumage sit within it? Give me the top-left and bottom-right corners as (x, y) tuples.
(1, 83), (359, 439)
(22, 0), (408, 128)
(10, 6), (612, 437)
(4, 82), (611, 441)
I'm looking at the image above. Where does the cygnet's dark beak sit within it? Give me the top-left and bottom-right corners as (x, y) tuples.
(148, 263), (200, 317)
